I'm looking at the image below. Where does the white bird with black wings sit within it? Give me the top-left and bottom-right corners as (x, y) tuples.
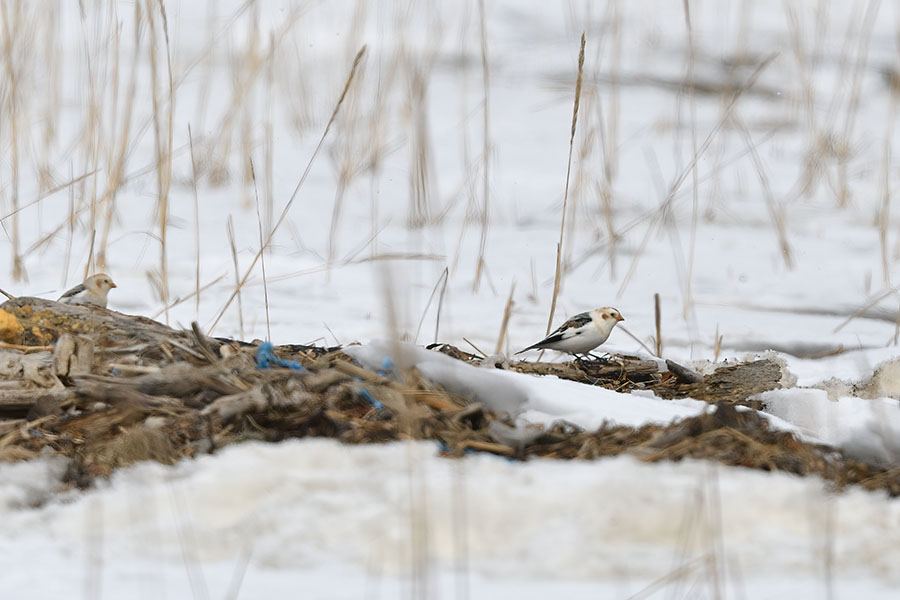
(516, 307), (624, 360)
(58, 273), (117, 308)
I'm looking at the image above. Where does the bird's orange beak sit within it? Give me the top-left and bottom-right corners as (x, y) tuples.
(110, 282), (118, 288)
(617, 315), (625, 322)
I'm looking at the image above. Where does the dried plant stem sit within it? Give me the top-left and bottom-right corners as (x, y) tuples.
(713, 325), (723, 363)
(617, 53), (777, 298)
(545, 33), (585, 339)
(98, 2), (141, 270)
(225, 218), (245, 340)
(836, 0), (880, 208)
(209, 46), (367, 335)
(682, 0), (700, 319)
(188, 125), (201, 316)
(250, 158), (271, 342)
(879, 62), (897, 284)
(146, 0), (175, 324)
(463, 337), (487, 358)
(84, 231), (96, 280)
(473, 0), (491, 291)
(495, 283), (516, 355)
(1, 1), (23, 281)
(733, 115), (793, 268)
(151, 275), (226, 320)
(654, 293), (662, 357)
(414, 267), (449, 344)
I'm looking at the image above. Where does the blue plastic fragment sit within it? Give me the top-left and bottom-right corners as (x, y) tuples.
(255, 342), (305, 370)
(356, 388), (384, 411)
(376, 357), (395, 377)
(435, 441), (478, 456)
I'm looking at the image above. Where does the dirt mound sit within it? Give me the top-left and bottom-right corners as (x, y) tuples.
(1, 297), (897, 496)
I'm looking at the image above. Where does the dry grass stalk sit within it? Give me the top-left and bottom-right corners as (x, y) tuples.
(879, 62), (898, 285)
(835, 0), (880, 208)
(597, 0), (623, 278)
(98, 2), (142, 270)
(226, 217), (245, 340)
(544, 33), (586, 340)
(414, 267), (449, 345)
(37, 6), (60, 191)
(462, 337), (487, 358)
(250, 158), (272, 341)
(495, 283), (516, 355)
(681, 0), (700, 319)
(145, 0), (175, 324)
(617, 53), (777, 298)
(188, 125), (201, 315)
(472, 0), (491, 291)
(209, 46), (368, 335)
(733, 115), (793, 268)
(654, 293), (662, 357)
(0, 1), (24, 281)
(263, 33), (276, 242)
(713, 326), (723, 363)
(151, 274), (226, 320)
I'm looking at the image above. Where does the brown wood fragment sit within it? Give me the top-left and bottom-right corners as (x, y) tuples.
(653, 358), (785, 404)
(53, 333), (94, 378)
(0, 297), (210, 364)
(665, 359), (704, 384)
(0, 389), (72, 418)
(458, 439), (515, 456)
(0, 349), (63, 389)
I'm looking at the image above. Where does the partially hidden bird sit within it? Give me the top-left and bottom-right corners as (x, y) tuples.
(516, 307), (624, 360)
(58, 273), (117, 308)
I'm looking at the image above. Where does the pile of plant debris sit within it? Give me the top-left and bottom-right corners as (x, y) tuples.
(0, 296), (897, 496)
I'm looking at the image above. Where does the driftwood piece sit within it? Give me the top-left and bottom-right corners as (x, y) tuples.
(665, 359), (704, 384)
(0, 389), (72, 418)
(0, 349), (62, 389)
(0, 297), (220, 363)
(510, 357), (661, 384)
(53, 333), (94, 378)
(76, 357), (255, 399)
(431, 343), (782, 403)
(202, 387), (268, 422)
(653, 358), (786, 404)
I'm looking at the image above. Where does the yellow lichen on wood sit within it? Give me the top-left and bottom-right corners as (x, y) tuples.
(0, 310), (24, 344)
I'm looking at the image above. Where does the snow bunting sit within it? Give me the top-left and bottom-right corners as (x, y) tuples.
(58, 273), (117, 308)
(516, 307), (624, 360)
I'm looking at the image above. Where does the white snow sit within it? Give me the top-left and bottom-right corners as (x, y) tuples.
(2, 439), (900, 599)
(2, 0), (900, 595)
(345, 340), (709, 430)
(759, 388), (900, 467)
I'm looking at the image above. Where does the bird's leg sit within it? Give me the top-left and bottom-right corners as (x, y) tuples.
(588, 351), (612, 362)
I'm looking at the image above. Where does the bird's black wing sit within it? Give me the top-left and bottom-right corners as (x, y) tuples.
(58, 283), (85, 300)
(515, 312), (591, 353)
(553, 312), (591, 334)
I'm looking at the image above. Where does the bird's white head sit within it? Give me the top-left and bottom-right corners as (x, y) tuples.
(590, 306), (624, 334)
(86, 273), (117, 296)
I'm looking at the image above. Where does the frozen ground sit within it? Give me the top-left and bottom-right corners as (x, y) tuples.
(3, 0), (900, 597)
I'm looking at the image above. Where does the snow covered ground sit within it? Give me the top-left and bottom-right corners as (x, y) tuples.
(3, 440), (900, 600)
(3, 0), (900, 597)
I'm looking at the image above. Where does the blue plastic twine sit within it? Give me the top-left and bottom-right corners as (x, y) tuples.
(356, 388), (384, 411)
(255, 342), (305, 370)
